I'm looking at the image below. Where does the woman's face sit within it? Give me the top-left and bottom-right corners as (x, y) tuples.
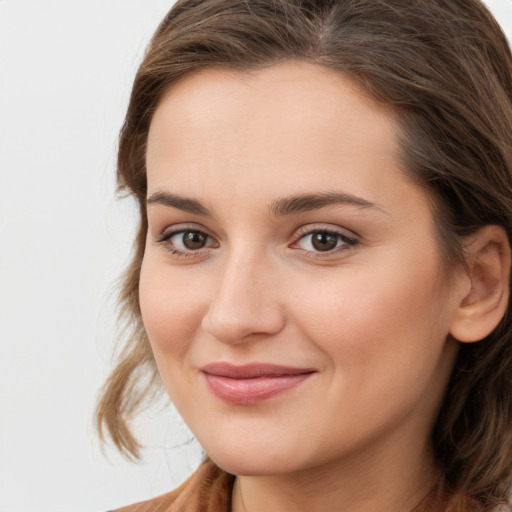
(140, 62), (463, 477)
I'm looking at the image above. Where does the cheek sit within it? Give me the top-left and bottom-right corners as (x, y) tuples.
(139, 255), (207, 361)
(288, 256), (453, 384)
(288, 263), (456, 444)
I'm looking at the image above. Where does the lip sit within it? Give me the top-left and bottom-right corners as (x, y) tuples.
(201, 363), (316, 405)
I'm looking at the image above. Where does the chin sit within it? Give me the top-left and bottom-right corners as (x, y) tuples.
(197, 434), (315, 477)
(209, 452), (300, 477)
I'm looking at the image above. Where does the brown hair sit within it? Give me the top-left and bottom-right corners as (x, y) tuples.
(96, 0), (512, 508)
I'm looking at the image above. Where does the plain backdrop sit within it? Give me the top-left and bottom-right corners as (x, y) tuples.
(1, 1), (512, 511)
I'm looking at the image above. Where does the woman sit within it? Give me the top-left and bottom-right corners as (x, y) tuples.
(96, 0), (512, 510)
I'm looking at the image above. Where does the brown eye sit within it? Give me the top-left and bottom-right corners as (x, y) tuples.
(311, 232), (339, 252)
(159, 228), (216, 254)
(182, 230), (207, 250)
(294, 228), (358, 254)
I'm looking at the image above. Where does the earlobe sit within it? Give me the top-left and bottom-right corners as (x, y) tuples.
(450, 225), (511, 343)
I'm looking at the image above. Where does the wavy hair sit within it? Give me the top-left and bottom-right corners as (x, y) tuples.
(96, 0), (512, 508)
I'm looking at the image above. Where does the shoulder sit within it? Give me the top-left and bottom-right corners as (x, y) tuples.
(110, 458), (235, 512)
(416, 491), (511, 512)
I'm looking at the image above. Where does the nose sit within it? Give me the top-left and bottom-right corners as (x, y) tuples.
(201, 251), (286, 345)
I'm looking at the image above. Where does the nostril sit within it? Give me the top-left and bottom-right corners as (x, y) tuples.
(201, 295), (285, 345)
(200, 256), (286, 344)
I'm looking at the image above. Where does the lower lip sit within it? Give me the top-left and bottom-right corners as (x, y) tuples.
(203, 372), (314, 405)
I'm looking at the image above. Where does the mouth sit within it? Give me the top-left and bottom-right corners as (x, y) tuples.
(201, 363), (316, 405)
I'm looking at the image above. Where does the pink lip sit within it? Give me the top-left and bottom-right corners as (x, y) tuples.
(201, 363), (316, 405)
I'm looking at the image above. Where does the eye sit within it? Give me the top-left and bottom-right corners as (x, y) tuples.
(175, 230), (209, 250)
(292, 228), (358, 253)
(156, 228), (218, 255)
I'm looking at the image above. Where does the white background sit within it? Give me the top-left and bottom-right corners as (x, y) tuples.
(1, 1), (511, 511)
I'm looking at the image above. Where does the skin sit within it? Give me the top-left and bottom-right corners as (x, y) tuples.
(140, 61), (470, 512)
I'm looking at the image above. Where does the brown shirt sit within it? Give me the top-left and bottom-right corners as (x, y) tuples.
(111, 458), (504, 512)
(111, 458), (234, 512)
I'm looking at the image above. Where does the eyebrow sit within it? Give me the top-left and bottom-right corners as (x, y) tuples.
(146, 191), (212, 216)
(146, 190), (383, 217)
(269, 191), (383, 216)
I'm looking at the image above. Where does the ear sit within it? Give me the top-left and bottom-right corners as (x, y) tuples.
(450, 225), (511, 343)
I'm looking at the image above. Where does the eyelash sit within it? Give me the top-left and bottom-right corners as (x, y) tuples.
(155, 226), (218, 259)
(155, 225), (359, 259)
(290, 227), (359, 257)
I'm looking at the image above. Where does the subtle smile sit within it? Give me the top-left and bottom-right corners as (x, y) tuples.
(201, 363), (317, 405)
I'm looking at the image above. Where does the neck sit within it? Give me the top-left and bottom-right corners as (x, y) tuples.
(231, 431), (439, 512)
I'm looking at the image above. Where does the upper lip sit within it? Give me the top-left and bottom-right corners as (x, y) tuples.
(201, 362), (317, 379)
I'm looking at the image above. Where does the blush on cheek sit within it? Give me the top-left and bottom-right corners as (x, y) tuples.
(140, 300), (190, 357)
(139, 264), (206, 357)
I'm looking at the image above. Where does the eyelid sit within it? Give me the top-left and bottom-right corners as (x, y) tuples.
(289, 224), (359, 254)
(292, 223), (359, 241)
(154, 223), (219, 258)
(155, 223), (214, 243)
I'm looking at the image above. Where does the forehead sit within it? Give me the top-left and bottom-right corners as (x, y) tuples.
(146, 61), (408, 211)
